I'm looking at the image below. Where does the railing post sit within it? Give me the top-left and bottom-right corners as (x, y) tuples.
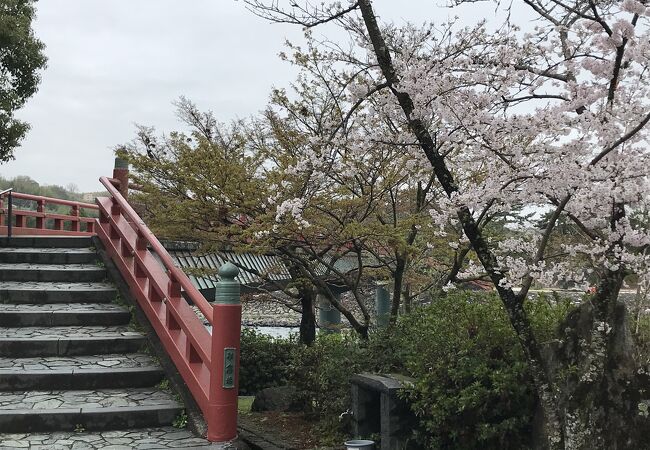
(207, 262), (241, 442)
(113, 157), (129, 201)
(7, 192), (12, 238)
(70, 205), (80, 232)
(35, 199), (45, 230)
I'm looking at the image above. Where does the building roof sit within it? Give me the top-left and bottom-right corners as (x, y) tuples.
(162, 243), (369, 293)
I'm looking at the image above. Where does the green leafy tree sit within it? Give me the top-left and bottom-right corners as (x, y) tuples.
(121, 95), (464, 341)
(0, 0), (47, 162)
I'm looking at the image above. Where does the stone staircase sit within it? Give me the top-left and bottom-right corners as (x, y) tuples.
(0, 236), (220, 449)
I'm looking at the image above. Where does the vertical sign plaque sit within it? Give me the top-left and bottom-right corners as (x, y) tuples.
(223, 348), (236, 388)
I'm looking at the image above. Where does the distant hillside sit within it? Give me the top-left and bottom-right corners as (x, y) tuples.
(0, 175), (85, 201)
(0, 175), (106, 218)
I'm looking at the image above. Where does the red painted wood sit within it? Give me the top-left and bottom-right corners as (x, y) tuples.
(96, 179), (213, 322)
(96, 220), (211, 411)
(35, 200), (44, 229)
(0, 191), (98, 237)
(0, 226), (95, 236)
(207, 303), (242, 442)
(95, 176), (240, 442)
(10, 192), (98, 209)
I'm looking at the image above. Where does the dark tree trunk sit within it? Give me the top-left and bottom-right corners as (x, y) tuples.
(286, 261), (317, 345)
(390, 255), (406, 324)
(298, 287), (316, 345)
(403, 284), (411, 314)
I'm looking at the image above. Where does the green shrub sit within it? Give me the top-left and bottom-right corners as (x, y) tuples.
(388, 292), (539, 450)
(287, 333), (370, 444)
(634, 311), (650, 367)
(236, 293), (580, 448)
(525, 292), (575, 343)
(238, 328), (294, 395)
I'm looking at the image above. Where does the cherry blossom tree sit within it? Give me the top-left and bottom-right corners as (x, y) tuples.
(245, 0), (650, 447)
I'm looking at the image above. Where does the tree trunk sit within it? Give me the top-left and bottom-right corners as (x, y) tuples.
(298, 287), (316, 345)
(543, 272), (650, 449)
(403, 284), (411, 314)
(390, 254), (406, 324)
(286, 261), (317, 345)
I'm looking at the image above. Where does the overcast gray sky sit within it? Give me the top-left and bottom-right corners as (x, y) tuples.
(0, 0), (506, 192)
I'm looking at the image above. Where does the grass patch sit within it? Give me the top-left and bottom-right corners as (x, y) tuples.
(238, 396), (254, 415)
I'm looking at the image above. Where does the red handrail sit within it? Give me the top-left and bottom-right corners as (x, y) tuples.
(10, 192), (98, 210)
(95, 176), (240, 442)
(0, 190), (98, 236)
(98, 177), (213, 323)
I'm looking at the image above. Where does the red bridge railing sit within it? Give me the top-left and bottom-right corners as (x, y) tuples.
(95, 175), (241, 442)
(0, 190), (98, 236)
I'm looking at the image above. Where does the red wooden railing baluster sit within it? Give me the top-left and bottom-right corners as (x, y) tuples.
(35, 200), (45, 229)
(70, 205), (80, 232)
(208, 263), (241, 442)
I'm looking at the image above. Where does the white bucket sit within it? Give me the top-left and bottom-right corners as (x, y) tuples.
(344, 440), (375, 450)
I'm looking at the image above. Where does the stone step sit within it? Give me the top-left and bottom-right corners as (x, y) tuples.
(0, 388), (182, 433)
(0, 427), (219, 448)
(0, 247), (98, 264)
(0, 326), (146, 357)
(0, 303), (130, 327)
(0, 353), (163, 391)
(0, 281), (116, 304)
(0, 236), (94, 248)
(0, 263), (106, 283)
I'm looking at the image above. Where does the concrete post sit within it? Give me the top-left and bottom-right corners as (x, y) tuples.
(375, 282), (391, 328)
(318, 292), (342, 333)
(207, 262), (242, 442)
(113, 157), (129, 200)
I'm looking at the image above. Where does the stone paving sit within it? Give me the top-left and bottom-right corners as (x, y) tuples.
(0, 353), (158, 371)
(0, 326), (141, 339)
(0, 388), (177, 410)
(0, 248), (95, 255)
(0, 281), (115, 292)
(0, 427), (231, 449)
(0, 303), (125, 312)
(0, 264), (103, 272)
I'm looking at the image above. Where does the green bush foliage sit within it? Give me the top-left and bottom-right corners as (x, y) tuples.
(238, 328), (294, 395)
(634, 311), (650, 368)
(287, 333), (370, 444)
(392, 292), (535, 449)
(238, 292), (580, 448)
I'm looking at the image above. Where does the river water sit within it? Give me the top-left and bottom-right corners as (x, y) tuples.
(246, 326), (299, 339)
